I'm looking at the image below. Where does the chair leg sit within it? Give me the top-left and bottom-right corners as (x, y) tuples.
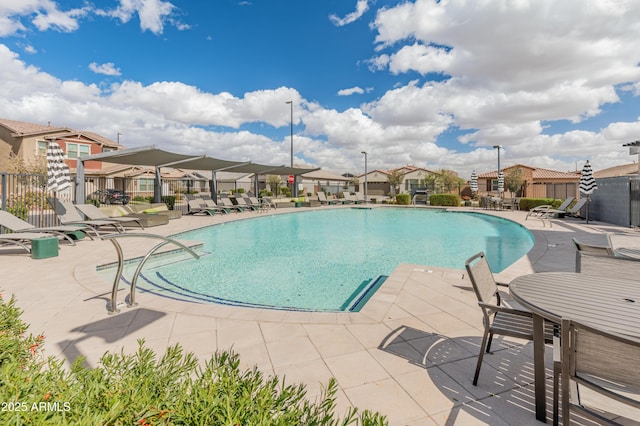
(473, 330), (491, 386)
(486, 332), (494, 353)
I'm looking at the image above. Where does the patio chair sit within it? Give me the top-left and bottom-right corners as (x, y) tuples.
(575, 251), (640, 281)
(0, 210), (89, 245)
(465, 252), (555, 386)
(554, 318), (640, 426)
(48, 198), (124, 236)
(572, 237), (614, 256)
(75, 203), (145, 230)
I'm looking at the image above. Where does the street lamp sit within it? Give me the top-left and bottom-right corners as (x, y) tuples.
(493, 145), (503, 197)
(361, 151), (368, 203)
(286, 101), (295, 196)
(285, 101), (293, 167)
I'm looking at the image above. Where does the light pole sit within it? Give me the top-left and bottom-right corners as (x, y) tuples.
(286, 101), (295, 197)
(493, 145), (503, 197)
(285, 101), (293, 167)
(361, 151), (368, 203)
(117, 132), (122, 144)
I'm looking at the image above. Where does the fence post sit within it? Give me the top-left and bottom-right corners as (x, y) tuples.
(1, 172), (6, 211)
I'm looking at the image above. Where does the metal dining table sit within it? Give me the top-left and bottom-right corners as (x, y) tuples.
(508, 272), (640, 423)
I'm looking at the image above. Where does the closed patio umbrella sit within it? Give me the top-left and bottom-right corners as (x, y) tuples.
(470, 170), (478, 194)
(47, 141), (71, 205)
(497, 171), (504, 194)
(579, 160), (597, 224)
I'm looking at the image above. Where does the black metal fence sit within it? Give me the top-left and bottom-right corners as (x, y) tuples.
(0, 173), (192, 229)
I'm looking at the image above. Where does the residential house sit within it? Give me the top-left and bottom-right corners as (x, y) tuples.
(0, 118), (123, 173)
(476, 164), (580, 199)
(358, 166), (440, 197)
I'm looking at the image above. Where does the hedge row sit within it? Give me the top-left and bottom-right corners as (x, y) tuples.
(0, 294), (387, 425)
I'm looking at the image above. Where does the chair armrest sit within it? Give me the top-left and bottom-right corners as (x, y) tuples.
(478, 302), (531, 317)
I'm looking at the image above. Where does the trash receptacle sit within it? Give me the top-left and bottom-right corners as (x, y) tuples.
(31, 237), (59, 259)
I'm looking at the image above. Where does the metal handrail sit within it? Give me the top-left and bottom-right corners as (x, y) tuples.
(101, 233), (200, 314)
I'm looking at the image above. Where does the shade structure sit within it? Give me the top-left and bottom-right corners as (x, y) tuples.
(497, 171), (504, 193)
(579, 160), (598, 224)
(470, 170), (478, 193)
(46, 141), (71, 193)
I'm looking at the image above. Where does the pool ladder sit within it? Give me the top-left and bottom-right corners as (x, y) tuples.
(102, 233), (200, 314)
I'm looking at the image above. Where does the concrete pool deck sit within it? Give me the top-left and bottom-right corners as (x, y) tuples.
(2, 205), (640, 425)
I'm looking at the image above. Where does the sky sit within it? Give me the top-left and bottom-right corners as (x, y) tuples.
(1, 0), (640, 179)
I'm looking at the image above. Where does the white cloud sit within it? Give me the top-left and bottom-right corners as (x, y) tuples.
(0, 0), (88, 35)
(329, 0), (369, 27)
(89, 62), (122, 76)
(97, 0), (177, 35)
(337, 86), (365, 96)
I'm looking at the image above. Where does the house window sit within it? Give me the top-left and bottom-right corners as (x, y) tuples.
(491, 179), (499, 191)
(36, 141), (47, 156)
(103, 147), (116, 153)
(139, 178), (154, 192)
(66, 143), (91, 159)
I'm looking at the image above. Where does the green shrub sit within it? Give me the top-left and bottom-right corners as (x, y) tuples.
(395, 194), (411, 205)
(236, 188), (245, 194)
(429, 194), (461, 206)
(0, 294), (388, 425)
(519, 198), (560, 211)
(6, 205), (28, 220)
(370, 198), (377, 204)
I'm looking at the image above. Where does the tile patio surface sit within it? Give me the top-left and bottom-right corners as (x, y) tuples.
(2, 205), (640, 425)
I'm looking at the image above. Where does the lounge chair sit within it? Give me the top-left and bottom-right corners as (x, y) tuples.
(247, 196), (271, 212)
(0, 232), (60, 256)
(198, 195), (231, 213)
(564, 198), (587, 218)
(75, 204), (145, 229)
(0, 210), (89, 245)
(187, 199), (225, 215)
(217, 196), (244, 213)
(525, 197), (574, 220)
(234, 196), (258, 211)
(48, 198), (124, 236)
(124, 202), (182, 220)
(316, 192), (334, 205)
(465, 252), (555, 386)
(339, 193), (355, 204)
(554, 318), (640, 426)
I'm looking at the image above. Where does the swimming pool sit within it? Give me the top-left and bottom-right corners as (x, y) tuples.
(115, 208), (533, 312)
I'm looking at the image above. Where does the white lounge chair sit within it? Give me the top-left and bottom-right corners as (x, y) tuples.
(48, 198), (124, 236)
(525, 197), (574, 220)
(75, 203), (145, 229)
(0, 232), (60, 255)
(0, 210), (88, 245)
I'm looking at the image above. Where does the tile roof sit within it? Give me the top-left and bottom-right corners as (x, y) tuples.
(0, 117), (68, 136)
(478, 165), (580, 179)
(594, 162), (639, 178)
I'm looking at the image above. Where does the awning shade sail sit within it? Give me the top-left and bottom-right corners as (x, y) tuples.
(79, 146), (318, 175)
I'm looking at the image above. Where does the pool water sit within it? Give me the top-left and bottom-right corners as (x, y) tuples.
(118, 208), (533, 311)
